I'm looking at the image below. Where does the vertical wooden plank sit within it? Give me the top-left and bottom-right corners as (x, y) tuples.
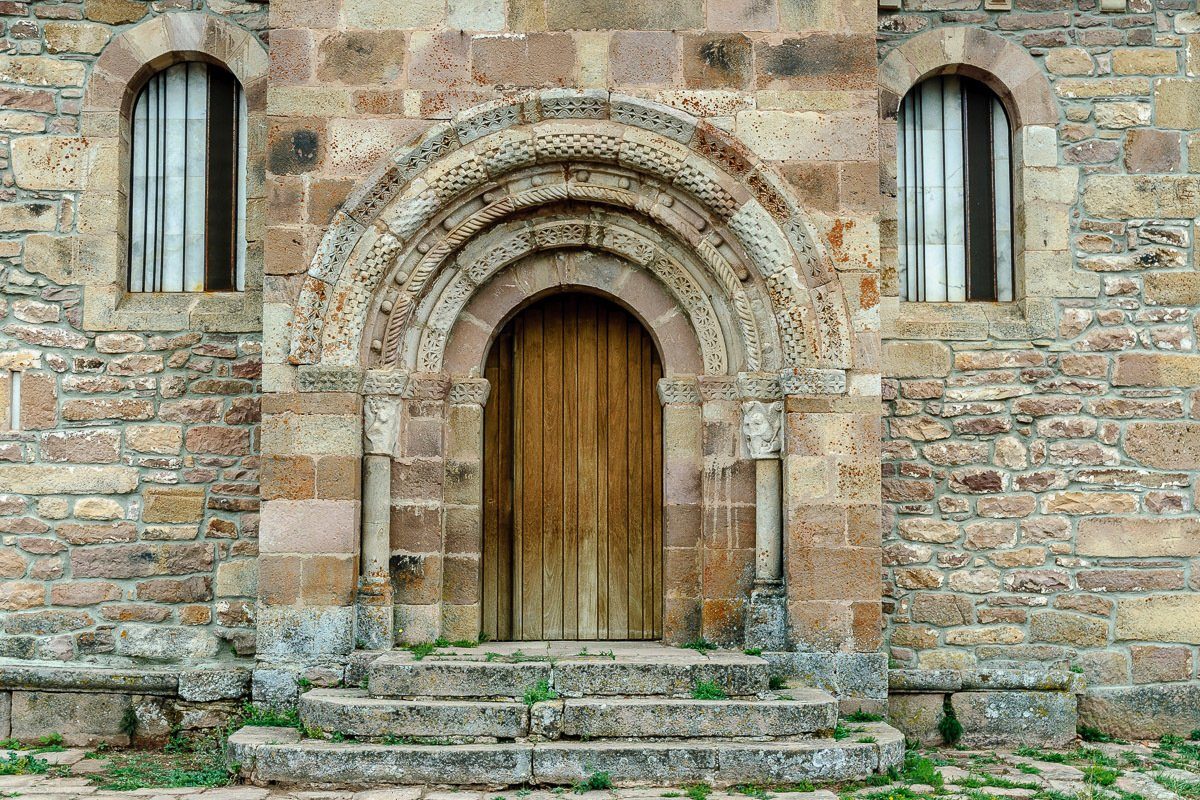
(577, 300), (599, 639)
(482, 342), (499, 640)
(641, 331), (654, 638)
(626, 317), (644, 639)
(652, 354), (663, 638)
(562, 296), (579, 640)
(607, 307), (629, 639)
(596, 303), (609, 639)
(511, 320), (524, 639)
(497, 333), (514, 642)
(521, 308), (545, 640)
(542, 299), (564, 639)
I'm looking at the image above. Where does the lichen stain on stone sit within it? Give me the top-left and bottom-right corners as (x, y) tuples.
(859, 275), (879, 310)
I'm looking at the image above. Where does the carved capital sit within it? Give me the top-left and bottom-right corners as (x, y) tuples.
(363, 397), (400, 455)
(402, 373), (450, 401)
(656, 377), (701, 406)
(697, 375), (738, 402)
(742, 400), (783, 459)
(737, 372), (782, 402)
(780, 367), (846, 397)
(449, 378), (491, 406)
(363, 369), (408, 396)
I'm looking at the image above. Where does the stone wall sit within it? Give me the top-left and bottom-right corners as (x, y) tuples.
(878, 0), (1200, 732)
(0, 2), (264, 664)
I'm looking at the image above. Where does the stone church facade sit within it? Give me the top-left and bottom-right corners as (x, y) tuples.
(0, 0), (1197, 756)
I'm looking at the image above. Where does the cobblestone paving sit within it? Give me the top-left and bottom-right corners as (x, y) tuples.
(3, 739), (1200, 800)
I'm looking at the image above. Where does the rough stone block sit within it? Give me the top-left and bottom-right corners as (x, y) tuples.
(1116, 595), (1200, 644)
(888, 693), (944, 747)
(300, 689), (529, 739)
(178, 667), (251, 702)
(560, 694), (836, 739)
(11, 690), (131, 746)
(950, 690), (1076, 749)
(1079, 685), (1200, 739)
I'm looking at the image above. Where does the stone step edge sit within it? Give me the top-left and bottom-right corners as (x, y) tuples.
(228, 722), (903, 787)
(305, 687), (837, 706)
(298, 688), (839, 741)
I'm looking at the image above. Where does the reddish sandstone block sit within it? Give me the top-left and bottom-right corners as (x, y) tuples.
(258, 555), (301, 606)
(471, 32), (576, 88)
(315, 455), (359, 500)
(1130, 645), (1193, 684)
(260, 455), (316, 501)
(609, 32), (679, 86)
(185, 426), (251, 456)
(300, 554), (357, 605)
(260, 499), (358, 554)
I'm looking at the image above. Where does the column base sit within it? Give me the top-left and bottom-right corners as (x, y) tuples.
(745, 585), (787, 651)
(355, 577), (394, 650)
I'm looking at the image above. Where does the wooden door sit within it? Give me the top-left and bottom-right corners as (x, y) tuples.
(482, 293), (663, 641)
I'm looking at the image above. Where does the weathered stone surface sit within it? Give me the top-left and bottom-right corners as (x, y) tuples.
(10, 691), (132, 746)
(951, 690), (1076, 748)
(1077, 517), (1200, 557)
(177, 667), (252, 702)
(887, 692), (945, 747)
(560, 693), (836, 739)
(114, 625), (221, 661)
(1116, 596), (1200, 644)
(300, 689), (529, 739)
(1079, 685), (1200, 739)
(0, 465), (137, 495)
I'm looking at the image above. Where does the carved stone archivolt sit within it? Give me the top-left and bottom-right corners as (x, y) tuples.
(287, 91), (854, 384)
(404, 212), (756, 376)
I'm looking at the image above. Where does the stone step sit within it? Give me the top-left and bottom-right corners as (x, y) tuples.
(556, 690), (838, 739)
(230, 722), (904, 788)
(367, 649), (768, 699)
(299, 689), (529, 740)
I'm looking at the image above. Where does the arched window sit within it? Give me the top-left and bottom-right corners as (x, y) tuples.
(897, 75), (1013, 302)
(128, 61), (246, 293)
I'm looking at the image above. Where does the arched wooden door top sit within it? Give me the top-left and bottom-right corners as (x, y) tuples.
(482, 292), (664, 641)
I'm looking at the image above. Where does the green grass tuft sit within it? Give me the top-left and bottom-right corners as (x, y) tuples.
(845, 709), (885, 723)
(573, 770), (613, 793)
(691, 680), (728, 700)
(523, 679), (559, 706)
(684, 783), (712, 800)
(681, 638), (718, 654)
(938, 696), (963, 745)
(0, 753), (48, 776)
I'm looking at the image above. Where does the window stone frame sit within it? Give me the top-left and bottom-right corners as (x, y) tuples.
(879, 27), (1100, 343)
(77, 12), (267, 332)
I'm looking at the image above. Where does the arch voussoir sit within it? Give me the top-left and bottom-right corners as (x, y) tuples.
(288, 90), (855, 380)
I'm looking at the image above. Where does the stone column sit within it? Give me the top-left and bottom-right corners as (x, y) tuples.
(739, 373), (786, 651)
(657, 377), (703, 645)
(442, 378), (490, 642)
(357, 370), (405, 650)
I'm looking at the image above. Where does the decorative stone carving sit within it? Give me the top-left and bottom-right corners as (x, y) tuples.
(657, 377), (701, 406)
(288, 91), (853, 378)
(742, 400), (784, 459)
(698, 376), (739, 402)
(780, 367), (847, 396)
(362, 370), (408, 396)
(362, 397), (399, 455)
(449, 378), (491, 406)
(296, 365), (362, 393)
(737, 373), (782, 402)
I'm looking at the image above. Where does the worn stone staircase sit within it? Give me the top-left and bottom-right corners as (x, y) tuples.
(230, 642), (903, 788)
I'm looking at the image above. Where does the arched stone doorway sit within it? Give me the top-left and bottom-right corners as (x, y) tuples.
(482, 290), (664, 642)
(256, 91), (882, 665)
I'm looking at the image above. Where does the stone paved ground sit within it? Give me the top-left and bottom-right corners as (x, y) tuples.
(3, 738), (1200, 800)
